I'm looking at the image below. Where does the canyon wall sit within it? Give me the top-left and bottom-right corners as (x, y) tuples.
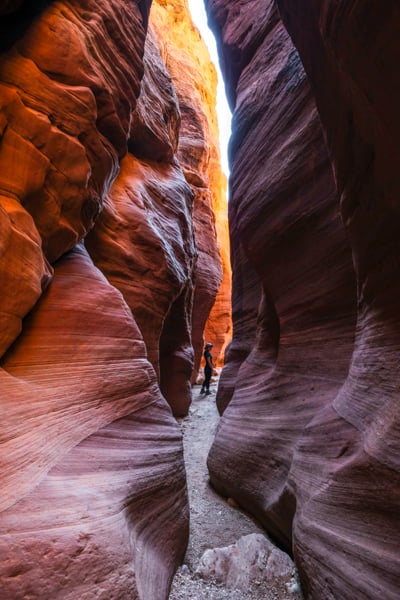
(150, 0), (231, 375)
(206, 0), (400, 598)
(0, 0), (228, 598)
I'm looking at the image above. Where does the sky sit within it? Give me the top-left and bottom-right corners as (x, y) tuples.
(187, 0), (232, 177)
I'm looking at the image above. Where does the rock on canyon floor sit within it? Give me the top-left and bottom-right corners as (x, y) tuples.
(169, 379), (303, 600)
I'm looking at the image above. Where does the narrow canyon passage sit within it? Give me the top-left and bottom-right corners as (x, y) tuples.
(1, 1), (400, 598)
(169, 377), (302, 600)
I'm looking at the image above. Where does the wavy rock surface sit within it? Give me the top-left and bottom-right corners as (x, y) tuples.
(86, 26), (196, 417)
(273, 2), (400, 597)
(0, 0), (226, 598)
(204, 170), (231, 369)
(151, 0), (231, 373)
(0, 0), (145, 355)
(206, 0), (400, 598)
(0, 244), (188, 599)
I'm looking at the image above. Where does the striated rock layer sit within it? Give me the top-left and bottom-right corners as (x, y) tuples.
(206, 0), (400, 598)
(0, 0), (146, 355)
(204, 167), (231, 369)
(0, 244), (188, 599)
(0, 0), (227, 598)
(86, 24), (197, 417)
(150, 0), (231, 375)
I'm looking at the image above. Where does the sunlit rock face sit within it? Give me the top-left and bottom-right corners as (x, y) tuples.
(205, 0), (399, 598)
(0, 0), (228, 596)
(86, 27), (196, 417)
(0, 0), (145, 355)
(150, 0), (231, 375)
(204, 172), (231, 369)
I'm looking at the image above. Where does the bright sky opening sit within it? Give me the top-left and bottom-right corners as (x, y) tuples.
(187, 0), (232, 177)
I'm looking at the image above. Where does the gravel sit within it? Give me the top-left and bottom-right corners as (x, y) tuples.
(168, 381), (303, 600)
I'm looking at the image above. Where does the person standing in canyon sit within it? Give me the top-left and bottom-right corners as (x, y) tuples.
(200, 342), (214, 395)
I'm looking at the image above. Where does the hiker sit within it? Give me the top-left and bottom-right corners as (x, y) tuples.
(200, 342), (214, 395)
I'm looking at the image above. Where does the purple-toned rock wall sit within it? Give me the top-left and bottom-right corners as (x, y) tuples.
(206, 0), (400, 598)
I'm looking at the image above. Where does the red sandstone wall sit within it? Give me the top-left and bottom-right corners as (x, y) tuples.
(0, 244), (188, 599)
(206, 0), (400, 598)
(0, 1), (226, 597)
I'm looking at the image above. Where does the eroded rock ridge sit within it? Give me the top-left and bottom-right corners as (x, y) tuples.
(0, 1), (229, 598)
(206, 0), (400, 598)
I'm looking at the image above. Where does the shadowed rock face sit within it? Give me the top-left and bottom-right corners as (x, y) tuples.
(206, 0), (400, 598)
(0, 0), (23, 14)
(0, 0), (226, 598)
(0, 1), (52, 50)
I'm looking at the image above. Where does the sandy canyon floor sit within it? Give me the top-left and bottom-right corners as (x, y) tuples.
(169, 379), (303, 600)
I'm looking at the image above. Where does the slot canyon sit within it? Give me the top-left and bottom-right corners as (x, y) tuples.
(0, 1), (399, 599)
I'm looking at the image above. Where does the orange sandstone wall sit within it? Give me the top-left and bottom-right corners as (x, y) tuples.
(0, 1), (227, 598)
(150, 0), (231, 374)
(204, 174), (231, 368)
(86, 26), (197, 417)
